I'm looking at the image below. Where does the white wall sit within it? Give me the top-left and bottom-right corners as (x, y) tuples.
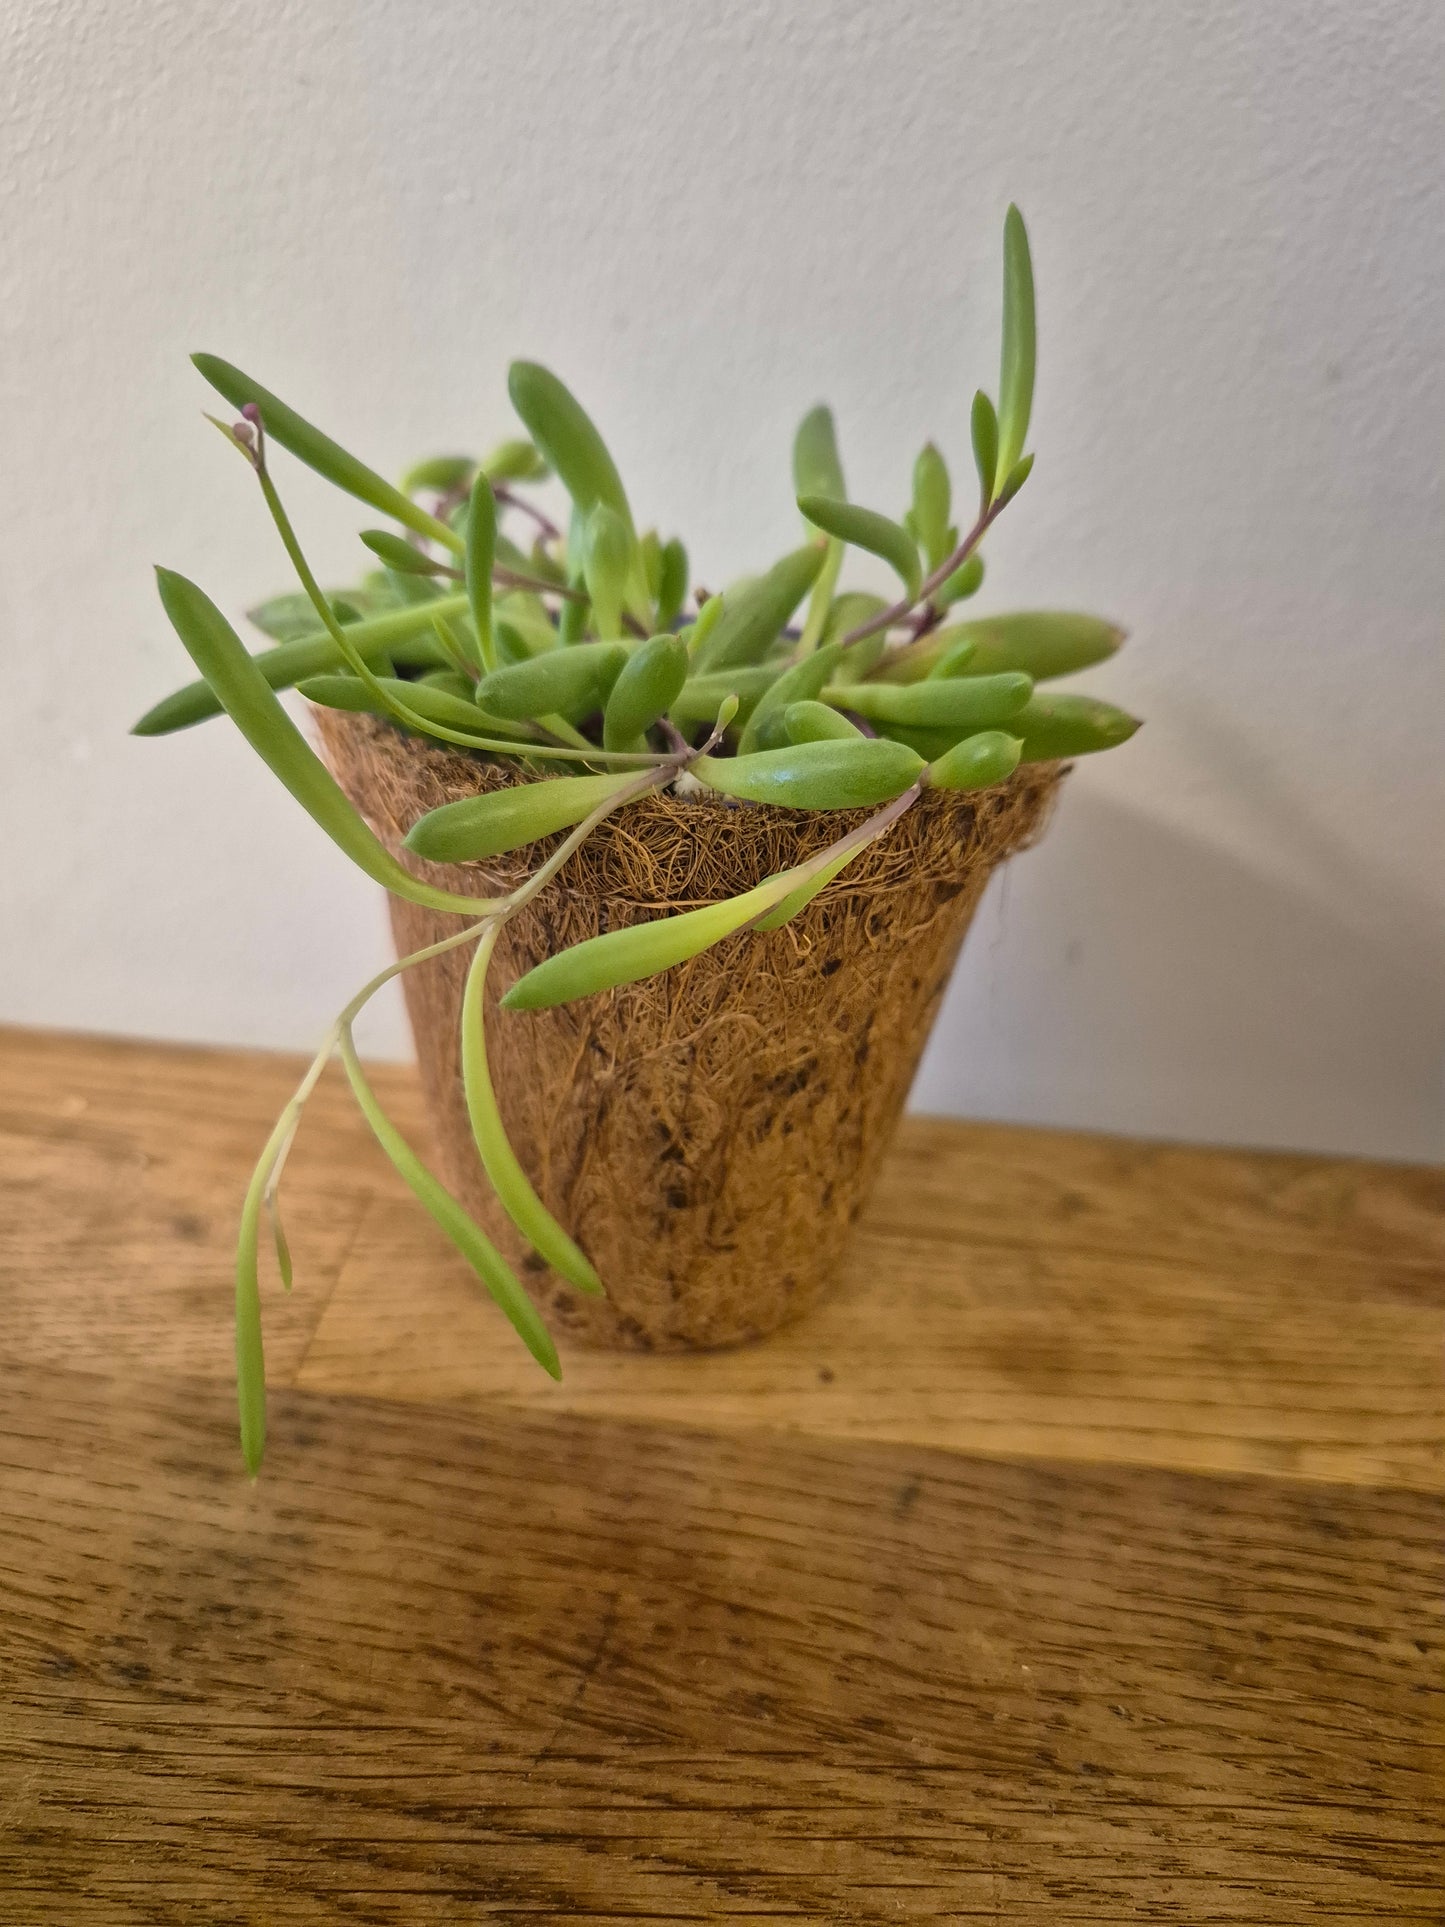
(2, 0), (1441, 1161)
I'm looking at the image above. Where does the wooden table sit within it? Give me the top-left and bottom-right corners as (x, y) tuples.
(2, 1025), (1441, 1922)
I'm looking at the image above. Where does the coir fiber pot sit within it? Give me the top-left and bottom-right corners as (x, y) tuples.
(317, 708), (1064, 1351)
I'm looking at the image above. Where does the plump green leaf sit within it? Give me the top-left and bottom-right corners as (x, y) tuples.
(934, 551), (985, 608)
(898, 611), (1124, 683)
(737, 640), (843, 754)
(995, 452), (1034, 508)
(796, 495), (921, 600)
(926, 637), (978, 679)
(153, 569), (496, 914)
(824, 671), (1033, 731)
(639, 530), (663, 603)
(583, 503), (632, 640)
(502, 868), (808, 1011)
(995, 206), (1036, 495)
(233, 1124), (285, 1474)
(193, 354), (460, 553)
(360, 529), (451, 576)
(297, 673), (515, 739)
(602, 633), (689, 750)
(406, 770), (638, 862)
(1012, 692), (1142, 760)
(338, 1030), (560, 1376)
(910, 443), (952, 571)
(751, 843), (860, 931)
(668, 663), (779, 730)
(461, 931), (602, 1297)
(493, 592), (559, 661)
(402, 453), (476, 495)
(792, 405), (848, 654)
(971, 390), (999, 509)
(680, 594), (725, 658)
(691, 545), (827, 671)
(692, 737), (924, 810)
(820, 592), (888, 651)
(132, 598), (462, 734)
(416, 668), (477, 700)
(656, 537), (689, 630)
(476, 640), (628, 722)
(793, 405), (846, 505)
(507, 361), (634, 532)
(925, 729), (1022, 791)
(782, 699), (865, 744)
(481, 437), (548, 483)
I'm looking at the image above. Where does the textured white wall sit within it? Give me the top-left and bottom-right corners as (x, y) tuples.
(1, 0), (1441, 1160)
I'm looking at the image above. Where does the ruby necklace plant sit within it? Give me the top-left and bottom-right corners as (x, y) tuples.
(137, 206), (1138, 1472)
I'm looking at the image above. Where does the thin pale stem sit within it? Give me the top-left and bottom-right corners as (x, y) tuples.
(839, 497), (1007, 650)
(494, 565), (583, 602)
(494, 484), (562, 544)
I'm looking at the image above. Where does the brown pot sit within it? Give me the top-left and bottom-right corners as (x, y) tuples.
(317, 709), (1063, 1351)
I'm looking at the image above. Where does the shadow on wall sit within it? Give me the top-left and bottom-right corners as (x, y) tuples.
(913, 786), (1443, 1165)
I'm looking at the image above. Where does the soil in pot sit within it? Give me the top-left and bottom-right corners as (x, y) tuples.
(317, 708), (1063, 1352)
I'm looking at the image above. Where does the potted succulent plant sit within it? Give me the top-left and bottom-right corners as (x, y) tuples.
(137, 206), (1138, 1473)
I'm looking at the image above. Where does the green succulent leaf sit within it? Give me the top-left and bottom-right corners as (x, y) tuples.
(297, 673), (518, 740)
(639, 530), (664, 603)
(668, 664), (776, 731)
(481, 437), (549, 484)
(493, 592), (559, 659)
(737, 640), (844, 754)
(406, 770), (639, 863)
(996, 452), (1034, 508)
(782, 699), (865, 744)
(971, 390), (999, 510)
(1011, 692), (1142, 760)
(891, 611), (1125, 684)
(751, 844), (859, 931)
(502, 867), (812, 1011)
(153, 569), (498, 914)
(934, 551), (986, 608)
(792, 406), (848, 655)
(793, 404), (846, 505)
(691, 545), (826, 671)
(796, 495), (921, 600)
(926, 729), (1023, 791)
(680, 593), (725, 658)
(925, 637), (978, 679)
(338, 1029), (561, 1377)
(824, 671), (1033, 731)
(910, 443), (953, 571)
(402, 453), (476, 495)
(360, 529), (451, 577)
(995, 205), (1036, 496)
(583, 503), (632, 640)
(417, 667), (477, 702)
(193, 354), (461, 553)
(602, 633), (689, 751)
(656, 537), (689, 631)
(132, 598), (464, 734)
(476, 639), (628, 722)
(461, 929), (603, 1296)
(507, 361), (634, 533)
(692, 737), (924, 810)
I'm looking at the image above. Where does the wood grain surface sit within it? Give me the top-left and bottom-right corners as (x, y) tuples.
(1, 1025), (1442, 1921)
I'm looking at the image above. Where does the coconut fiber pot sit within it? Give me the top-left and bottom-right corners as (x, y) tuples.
(317, 709), (1063, 1351)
